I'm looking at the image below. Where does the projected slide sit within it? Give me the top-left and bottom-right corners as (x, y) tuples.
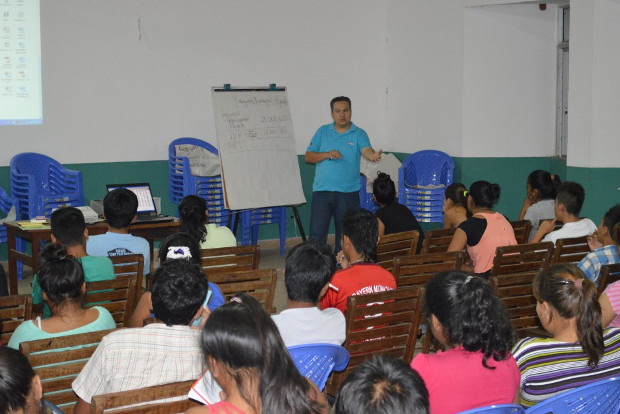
(0, 0), (42, 126)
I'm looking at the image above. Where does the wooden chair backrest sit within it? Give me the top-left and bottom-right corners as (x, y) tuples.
(490, 242), (555, 277)
(377, 230), (419, 264)
(489, 273), (541, 339)
(109, 254), (144, 305)
(421, 227), (456, 254)
(20, 329), (115, 414)
(598, 263), (620, 296)
(325, 287), (423, 396)
(85, 276), (137, 328)
(393, 251), (464, 289)
(208, 269), (277, 314)
(0, 294), (32, 344)
(91, 380), (198, 414)
(510, 220), (533, 244)
(552, 236), (590, 264)
(200, 245), (260, 274)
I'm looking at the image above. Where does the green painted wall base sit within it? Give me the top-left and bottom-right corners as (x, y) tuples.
(2, 154), (619, 262)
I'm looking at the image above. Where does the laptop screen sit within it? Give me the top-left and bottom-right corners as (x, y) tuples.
(106, 183), (157, 214)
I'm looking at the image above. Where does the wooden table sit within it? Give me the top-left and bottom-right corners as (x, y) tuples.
(5, 220), (181, 295)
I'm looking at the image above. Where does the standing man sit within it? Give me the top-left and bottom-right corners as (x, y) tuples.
(305, 96), (381, 253)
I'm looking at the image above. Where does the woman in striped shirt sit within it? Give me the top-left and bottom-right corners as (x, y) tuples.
(512, 264), (620, 407)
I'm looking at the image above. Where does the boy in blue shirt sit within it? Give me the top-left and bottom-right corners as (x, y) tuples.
(86, 188), (150, 272)
(578, 204), (620, 285)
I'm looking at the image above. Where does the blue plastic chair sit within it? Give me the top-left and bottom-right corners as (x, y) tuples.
(240, 206), (287, 256)
(10, 153), (84, 219)
(398, 150), (454, 225)
(458, 404), (525, 414)
(0, 186), (24, 279)
(525, 376), (620, 414)
(287, 343), (349, 391)
(168, 137), (235, 229)
(359, 175), (379, 213)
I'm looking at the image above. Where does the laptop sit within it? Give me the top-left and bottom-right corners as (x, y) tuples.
(105, 183), (174, 224)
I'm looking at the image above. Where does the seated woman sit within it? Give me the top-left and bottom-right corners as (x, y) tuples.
(442, 183), (468, 229)
(447, 181), (517, 275)
(373, 172), (424, 253)
(179, 195), (237, 249)
(8, 244), (116, 350)
(512, 264), (620, 408)
(410, 271), (519, 414)
(0, 347), (63, 414)
(187, 293), (327, 414)
(518, 170), (561, 241)
(129, 232), (225, 327)
(601, 280), (620, 328)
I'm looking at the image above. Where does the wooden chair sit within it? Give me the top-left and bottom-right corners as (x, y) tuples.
(421, 227), (456, 254)
(598, 263), (620, 295)
(393, 251), (464, 289)
(208, 269), (277, 314)
(376, 230), (420, 271)
(20, 329), (115, 414)
(392, 251), (463, 353)
(489, 242), (554, 339)
(490, 242), (555, 278)
(0, 294), (32, 344)
(552, 236), (590, 264)
(510, 219), (533, 244)
(109, 254), (144, 306)
(85, 275), (137, 327)
(91, 380), (198, 414)
(200, 245), (260, 274)
(325, 287), (424, 396)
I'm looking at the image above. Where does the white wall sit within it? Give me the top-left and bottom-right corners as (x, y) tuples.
(385, 1), (465, 156)
(462, 3), (557, 157)
(568, 0), (620, 168)
(0, 0), (389, 165)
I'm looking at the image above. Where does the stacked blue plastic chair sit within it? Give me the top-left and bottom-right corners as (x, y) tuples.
(168, 137), (235, 229)
(0, 186), (24, 279)
(287, 343), (349, 391)
(458, 404), (525, 414)
(398, 150), (454, 225)
(359, 175), (379, 213)
(240, 206), (287, 256)
(10, 153), (84, 220)
(525, 376), (620, 414)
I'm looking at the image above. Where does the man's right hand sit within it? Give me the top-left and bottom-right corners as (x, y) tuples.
(326, 150), (342, 160)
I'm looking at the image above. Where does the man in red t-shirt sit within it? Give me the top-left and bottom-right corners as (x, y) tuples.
(320, 208), (396, 313)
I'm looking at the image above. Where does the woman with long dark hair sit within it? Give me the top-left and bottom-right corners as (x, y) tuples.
(518, 170), (561, 240)
(512, 264), (620, 407)
(8, 244), (116, 350)
(410, 271), (519, 414)
(179, 195), (237, 249)
(187, 293), (327, 414)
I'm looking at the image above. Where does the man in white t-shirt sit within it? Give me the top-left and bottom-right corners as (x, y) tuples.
(272, 240), (345, 347)
(531, 181), (597, 245)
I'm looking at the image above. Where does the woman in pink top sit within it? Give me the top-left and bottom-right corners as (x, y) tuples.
(448, 181), (517, 275)
(410, 271), (520, 414)
(601, 280), (620, 328)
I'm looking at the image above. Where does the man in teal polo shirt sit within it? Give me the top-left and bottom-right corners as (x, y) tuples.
(305, 96), (381, 253)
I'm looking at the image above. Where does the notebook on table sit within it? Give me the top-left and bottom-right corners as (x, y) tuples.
(105, 183), (174, 224)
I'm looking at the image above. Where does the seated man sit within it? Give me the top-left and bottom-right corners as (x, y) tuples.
(334, 355), (429, 414)
(32, 207), (114, 317)
(578, 204), (620, 285)
(86, 188), (150, 270)
(320, 208), (396, 313)
(72, 259), (208, 414)
(531, 181), (597, 245)
(272, 240), (345, 347)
